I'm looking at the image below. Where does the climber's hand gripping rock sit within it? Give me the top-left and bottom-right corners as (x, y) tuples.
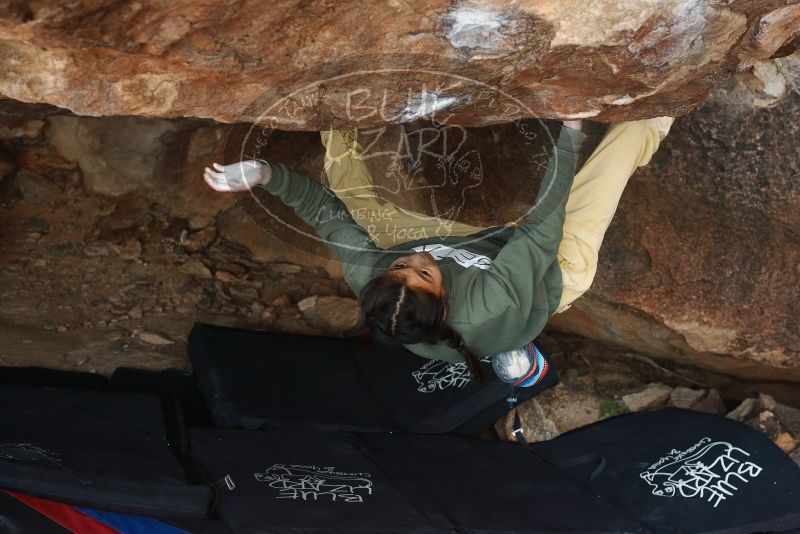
(562, 119), (583, 132)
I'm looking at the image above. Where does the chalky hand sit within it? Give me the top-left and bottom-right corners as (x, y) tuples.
(203, 160), (271, 192)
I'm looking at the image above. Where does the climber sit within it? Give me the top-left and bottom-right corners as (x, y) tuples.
(204, 117), (673, 378)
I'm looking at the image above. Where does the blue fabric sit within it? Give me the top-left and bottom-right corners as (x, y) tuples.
(76, 507), (190, 534)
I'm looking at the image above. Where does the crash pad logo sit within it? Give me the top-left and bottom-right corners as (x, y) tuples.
(640, 437), (763, 508)
(412, 357), (491, 393)
(254, 464), (373, 503)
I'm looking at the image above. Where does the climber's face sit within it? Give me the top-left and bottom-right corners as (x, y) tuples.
(386, 252), (444, 297)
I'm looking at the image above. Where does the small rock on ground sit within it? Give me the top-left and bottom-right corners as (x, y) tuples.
(183, 227), (216, 253)
(297, 295), (318, 312)
(138, 331), (174, 345)
(496, 399), (560, 443)
(271, 262), (302, 274)
(622, 383), (673, 412)
(774, 403), (800, 437)
(17, 169), (59, 200)
(496, 384), (606, 443)
(774, 432), (798, 454)
(669, 387), (706, 409)
(179, 258), (212, 278)
(727, 398), (757, 421)
(299, 295), (360, 334)
(115, 238), (141, 260)
(758, 392), (777, 411)
(746, 410), (781, 440)
(214, 270), (238, 283)
(691, 388), (725, 414)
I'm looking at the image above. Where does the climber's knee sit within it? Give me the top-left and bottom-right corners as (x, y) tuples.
(651, 116), (674, 141)
(558, 256), (598, 295)
(557, 227), (601, 297)
(555, 259), (598, 313)
(623, 116), (675, 168)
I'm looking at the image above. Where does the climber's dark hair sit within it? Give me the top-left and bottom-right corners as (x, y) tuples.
(359, 273), (484, 380)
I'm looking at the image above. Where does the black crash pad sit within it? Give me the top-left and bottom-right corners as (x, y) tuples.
(189, 427), (644, 533)
(188, 409), (800, 533)
(0, 383), (212, 518)
(188, 323), (557, 435)
(529, 408), (800, 534)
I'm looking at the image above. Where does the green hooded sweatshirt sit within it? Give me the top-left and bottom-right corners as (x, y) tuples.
(261, 126), (586, 362)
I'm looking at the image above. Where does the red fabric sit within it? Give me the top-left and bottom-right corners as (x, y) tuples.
(2, 490), (120, 534)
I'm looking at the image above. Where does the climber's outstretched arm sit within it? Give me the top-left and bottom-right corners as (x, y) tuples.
(472, 122), (587, 320)
(203, 160), (381, 294)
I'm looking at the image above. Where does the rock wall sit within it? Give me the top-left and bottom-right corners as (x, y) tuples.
(0, 109), (353, 373)
(1, 1), (799, 126)
(551, 58), (800, 381)
(0, 45), (798, 383)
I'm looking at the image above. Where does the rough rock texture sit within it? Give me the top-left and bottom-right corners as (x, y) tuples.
(550, 60), (800, 382)
(669, 386), (706, 408)
(622, 383), (673, 411)
(728, 398), (758, 420)
(297, 295), (361, 335)
(723, 394), (800, 455)
(776, 403), (800, 437)
(691, 388), (725, 414)
(1, 1), (799, 126)
(1, 56), (800, 391)
(47, 116), (187, 196)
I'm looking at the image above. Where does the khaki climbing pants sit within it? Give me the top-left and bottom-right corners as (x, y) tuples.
(320, 116), (673, 313)
(320, 130), (486, 244)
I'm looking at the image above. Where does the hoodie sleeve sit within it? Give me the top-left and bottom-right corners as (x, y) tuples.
(259, 162), (381, 294)
(477, 126), (586, 317)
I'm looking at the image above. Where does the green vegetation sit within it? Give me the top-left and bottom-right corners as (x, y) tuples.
(599, 398), (628, 419)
